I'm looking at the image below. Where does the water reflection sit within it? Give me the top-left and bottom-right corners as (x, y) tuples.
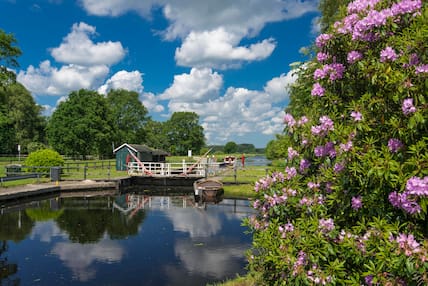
(0, 190), (253, 285)
(52, 239), (124, 281)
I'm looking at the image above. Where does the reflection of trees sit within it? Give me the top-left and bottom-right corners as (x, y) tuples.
(0, 211), (34, 242)
(26, 200), (64, 222)
(0, 240), (20, 285)
(0, 211), (34, 285)
(55, 197), (145, 243)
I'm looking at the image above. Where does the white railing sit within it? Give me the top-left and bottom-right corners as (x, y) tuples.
(127, 161), (226, 177)
(127, 161), (203, 177)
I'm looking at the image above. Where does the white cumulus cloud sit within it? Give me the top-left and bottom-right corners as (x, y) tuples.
(175, 28), (276, 69)
(17, 60), (109, 96)
(50, 22), (126, 66)
(159, 68), (223, 101)
(98, 70), (144, 94)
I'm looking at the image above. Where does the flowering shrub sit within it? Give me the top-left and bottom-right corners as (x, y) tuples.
(247, 0), (428, 284)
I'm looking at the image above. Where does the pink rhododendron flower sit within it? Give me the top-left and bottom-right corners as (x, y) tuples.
(350, 111), (362, 121)
(347, 50), (363, 64)
(380, 46), (398, 62)
(402, 98), (416, 115)
(311, 83), (325, 97)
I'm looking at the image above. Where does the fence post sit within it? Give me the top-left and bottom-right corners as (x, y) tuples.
(84, 163), (88, 180)
(107, 165), (111, 179)
(234, 164), (237, 184)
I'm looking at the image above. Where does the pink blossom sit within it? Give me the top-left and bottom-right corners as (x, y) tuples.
(415, 64), (428, 74)
(287, 147), (299, 161)
(316, 52), (329, 63)
(347, 50), (363, 64)
(311, 83), (325, 97)
(388, 138), (404, 153)
(402, 98), (416, 115)
(350, 111), (362, 121)
(315, 33), (332, 48)
(380, 46), (398, 62)
(284, 113), (296, 127)
(351, 196), (363, 210)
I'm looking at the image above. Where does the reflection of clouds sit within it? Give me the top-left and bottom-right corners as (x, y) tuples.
(174, 239), (248, 279)
(51, 239), (124, 282)
(30, 221), (66, 242)
(165, 209), (222, 238)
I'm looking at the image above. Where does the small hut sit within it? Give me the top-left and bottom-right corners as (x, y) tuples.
(113, 143), (169, 171)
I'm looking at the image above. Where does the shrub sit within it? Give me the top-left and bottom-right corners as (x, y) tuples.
(24, 149), (64, 173)
(246, 0), (428, 285)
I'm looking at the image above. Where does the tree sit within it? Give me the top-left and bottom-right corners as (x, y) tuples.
(0, 83), (46, 153)
(141, 119), (169, 150)
(0, 29), (21, 87)
(247, 0), (428, 284)
(224, 141), (238, 153)
(47, 89), (114, 158)
(106, 89), (149, 146)
(164, 112), (205, 155)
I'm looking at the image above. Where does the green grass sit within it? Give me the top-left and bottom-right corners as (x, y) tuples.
(207, 274), (260, 286)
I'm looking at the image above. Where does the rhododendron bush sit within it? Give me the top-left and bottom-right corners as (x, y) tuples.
(246, 0), (428, 284)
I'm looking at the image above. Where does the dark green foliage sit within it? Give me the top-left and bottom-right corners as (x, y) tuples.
(164, 112), (205, 155)
(106, 89), (149, 146)
(47, 89), (115, 158)
(0, 29), (22, 87)
(224, 141), (238, 153)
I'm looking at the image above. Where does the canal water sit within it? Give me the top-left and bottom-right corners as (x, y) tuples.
(0, 191), (254, 285)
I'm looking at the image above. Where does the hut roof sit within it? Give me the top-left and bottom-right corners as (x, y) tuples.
(113, 143), (169, 156)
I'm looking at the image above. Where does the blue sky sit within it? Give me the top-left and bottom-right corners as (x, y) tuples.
(1, 0), (320, 148)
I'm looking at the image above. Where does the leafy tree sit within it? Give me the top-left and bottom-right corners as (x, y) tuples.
(164, 112), (205, 155)
(0, 83), (46, 153)
(237, 143), (256, 153)
(0, 111), (14, 154)
(224, 141), (238, 153)
(106, 89), (149, 146)
(247, 1), (428, 284)
(47, 89), (114, 158)
(0, 29), (21, 87)
(141, 119), (169, 150)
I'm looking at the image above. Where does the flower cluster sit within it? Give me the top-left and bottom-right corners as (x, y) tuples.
(319, 218), (335, 233)
(380, 46), (398, 62)
(389, 176), (428, 214)
(335, 0), (422, 42)
(314, 142), (336, 158)
(394, 233), (421, 256)
(402, 98), (416, 115)
(388, 138), (404, 153)
(311, 116), (334, 137)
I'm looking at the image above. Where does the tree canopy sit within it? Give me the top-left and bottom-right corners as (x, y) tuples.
(164, 111), (205, 155)
(0, 29), (21, 87)
(47, 89), (114, 158)
(106, 89), (149, 146)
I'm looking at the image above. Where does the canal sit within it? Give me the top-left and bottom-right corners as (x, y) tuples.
(0, 190), (254, 285)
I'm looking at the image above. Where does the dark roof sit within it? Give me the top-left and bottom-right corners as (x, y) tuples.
(114, 143), (169, 156)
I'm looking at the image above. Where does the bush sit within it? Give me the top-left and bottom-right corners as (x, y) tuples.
(24, 149), (64, 173)
(246, 0), (428, 285)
